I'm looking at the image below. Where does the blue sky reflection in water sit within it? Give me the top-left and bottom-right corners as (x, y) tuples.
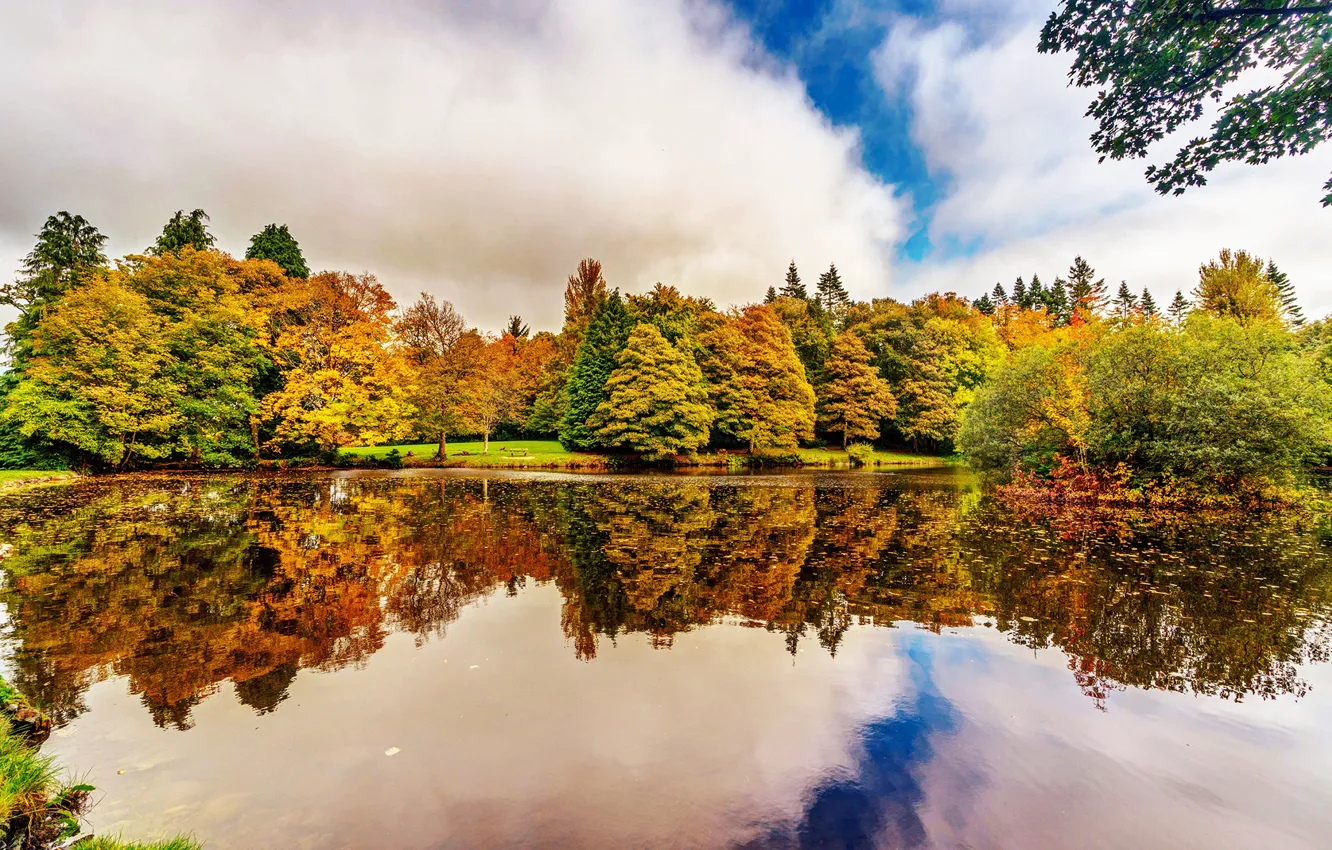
(1, 471), (1331, 849)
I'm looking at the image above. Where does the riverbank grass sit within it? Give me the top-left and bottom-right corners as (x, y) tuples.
(0, 470), (77, 491)
(344, 440), (946, 469)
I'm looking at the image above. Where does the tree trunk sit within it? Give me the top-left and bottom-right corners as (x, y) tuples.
(842, 430), (848, 450)
(483, 431), (490, 455)
(250, 417), (261, 460)
(438, 429), (447, 459)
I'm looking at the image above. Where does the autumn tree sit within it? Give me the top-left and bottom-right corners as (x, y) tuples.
(245, 223), (310, 279)
(560, 293), (633, 450)
(771, 295), (833, 386)
(694, 312), (756, 446)
(1040, 1), (1332, 205)
(588, 323), (713, 460)
(396, 294), (475, 458)
(2, 279), (178, 469)
(734, 305), (816, 450)
(818, 331), (897, 448)
(563, 258), (608, 352)
(1195, 249), (1281, 322)
(261, 271), (412, 454)
(151, 209), (216, 255)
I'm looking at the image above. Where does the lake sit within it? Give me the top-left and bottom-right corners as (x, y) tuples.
(1, 468), (1330, 849)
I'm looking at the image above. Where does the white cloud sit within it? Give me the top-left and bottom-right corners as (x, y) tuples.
(875, 6), (1332, 314)
(0, 0), (904, 332)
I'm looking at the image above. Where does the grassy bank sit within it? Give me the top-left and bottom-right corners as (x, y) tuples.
(1, 675), (199, 850)
(0, 470), (76, 491)
(342, 440), (946, 470)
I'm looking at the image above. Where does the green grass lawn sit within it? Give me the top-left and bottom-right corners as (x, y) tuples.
(344, 440), (945, 469)
(795, 447), (944, 466)
(342, 439), (599, 467)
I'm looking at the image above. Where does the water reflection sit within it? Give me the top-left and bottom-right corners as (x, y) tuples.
(1, 471), (1328, 730)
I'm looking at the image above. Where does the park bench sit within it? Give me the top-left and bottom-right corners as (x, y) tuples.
(501, 447), (529, 457)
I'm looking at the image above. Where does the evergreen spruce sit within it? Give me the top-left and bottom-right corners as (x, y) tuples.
(1027, 274), (1046, 311)
(991, 282), (1008, 306)
(1112, 281), (1138, 317)
(1267, 260), (1304, 326)
(151, 209), (216, 255)
(764, 286), (778, 304)
(1048, 277), (1070, 324)
(505, 315), (530, 339)
(588, 323), (713, 460)
(1011, 277), (1028, 310)
(1168, 290), (1192, 324)
(816, 263), (850, 313)
(245, 223), (310, 278)
(780, 261), (806, 300)
(1140, 288), (1158, 317)
(974, 293), (995, 315)
(1067, 255), (1107, 314)
(559, 293), (633, 450)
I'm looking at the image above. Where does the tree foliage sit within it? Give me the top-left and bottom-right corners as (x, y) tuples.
(245, 223), (310, 279)
(733, 305), (816, 449)
(560, 293), (632, 450)
(1039, 1), (1332, 205)
(1194, 248), (1282, 322)
(151, 209), (216, 255)
(818, 331), (897, 448)
(589, 323), (713, 460)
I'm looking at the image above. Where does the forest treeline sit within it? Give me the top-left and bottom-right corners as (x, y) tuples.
(1, 210), (1329, 499)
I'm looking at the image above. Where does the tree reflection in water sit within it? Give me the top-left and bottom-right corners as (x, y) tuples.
(0, 472), (1329, 729)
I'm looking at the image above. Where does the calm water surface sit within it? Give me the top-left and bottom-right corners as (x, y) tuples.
(1, 468), (1330, 849)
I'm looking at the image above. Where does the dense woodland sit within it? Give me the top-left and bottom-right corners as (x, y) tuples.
(1, 209), (1328, 500)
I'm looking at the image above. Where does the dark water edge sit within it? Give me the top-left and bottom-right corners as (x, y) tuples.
(2, 469), (1331, 849)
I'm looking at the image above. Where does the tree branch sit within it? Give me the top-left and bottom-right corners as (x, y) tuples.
(1202, 4), (1332, 20)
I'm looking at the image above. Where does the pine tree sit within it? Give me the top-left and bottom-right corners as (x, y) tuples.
(559, 293), (633, 450)
(817, 331), (897, 448)
(816, 263), (850, 313)
(991, 282), (1008, 306)
(245, 223), (310, 278)
(1067, 256), (1106, 315)
(973, 293), (995, 315)
(1112, 281), (1138, 318)
(2, 211), (108, 321)
(780, 261), (806, 300)
(764, 286), (778, 304)
(1267, 260), (1304, 326)
(505, 315), (530, 339)
(1140, 288), (1158, 317)
(588, 323), (713, 460)
(151, 209), (216, 255)
(1012, 277), (1028, 310)
(1167, 290), (1192, 324)
(1027, 274), (1046, 311)
(1048, 277), (1070, 325)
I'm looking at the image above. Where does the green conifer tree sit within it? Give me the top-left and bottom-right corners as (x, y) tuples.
(1067, 255), (1107, 315)
(588, 323), (713, 460)
(780, 260), (806, 300)
(559, 293), (633, 450)
(1048, 277), (1070, 324)
(151, 209), (216, 255)
(1167, 289), (1192, 324)
(1012, 277), (1028, 310)
(1027, 274), (1046, 310)
(1267, 260), (1304, 327)
(816, 263), (850, 313)
(1140, 287), (1158, 317)
(1112, 281), (1138, 318)
(764, 286), (778, 304)
(973, 293), (995, 315)
(245, 223), (310, 278)
(991, 282), (1008, 306)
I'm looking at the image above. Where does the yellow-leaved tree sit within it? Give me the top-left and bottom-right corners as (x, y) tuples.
(734, 305), (816, 450)
(262, 271), (413, 455)
(818, 331), (897, 448)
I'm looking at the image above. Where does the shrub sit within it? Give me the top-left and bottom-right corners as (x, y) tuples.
(846, 443), (875, 467)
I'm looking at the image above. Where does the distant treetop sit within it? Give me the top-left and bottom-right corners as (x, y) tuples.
(246, 223), (310, 278)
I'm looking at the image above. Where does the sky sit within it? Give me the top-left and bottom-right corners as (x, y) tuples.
(1, 0), (1328, 332)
